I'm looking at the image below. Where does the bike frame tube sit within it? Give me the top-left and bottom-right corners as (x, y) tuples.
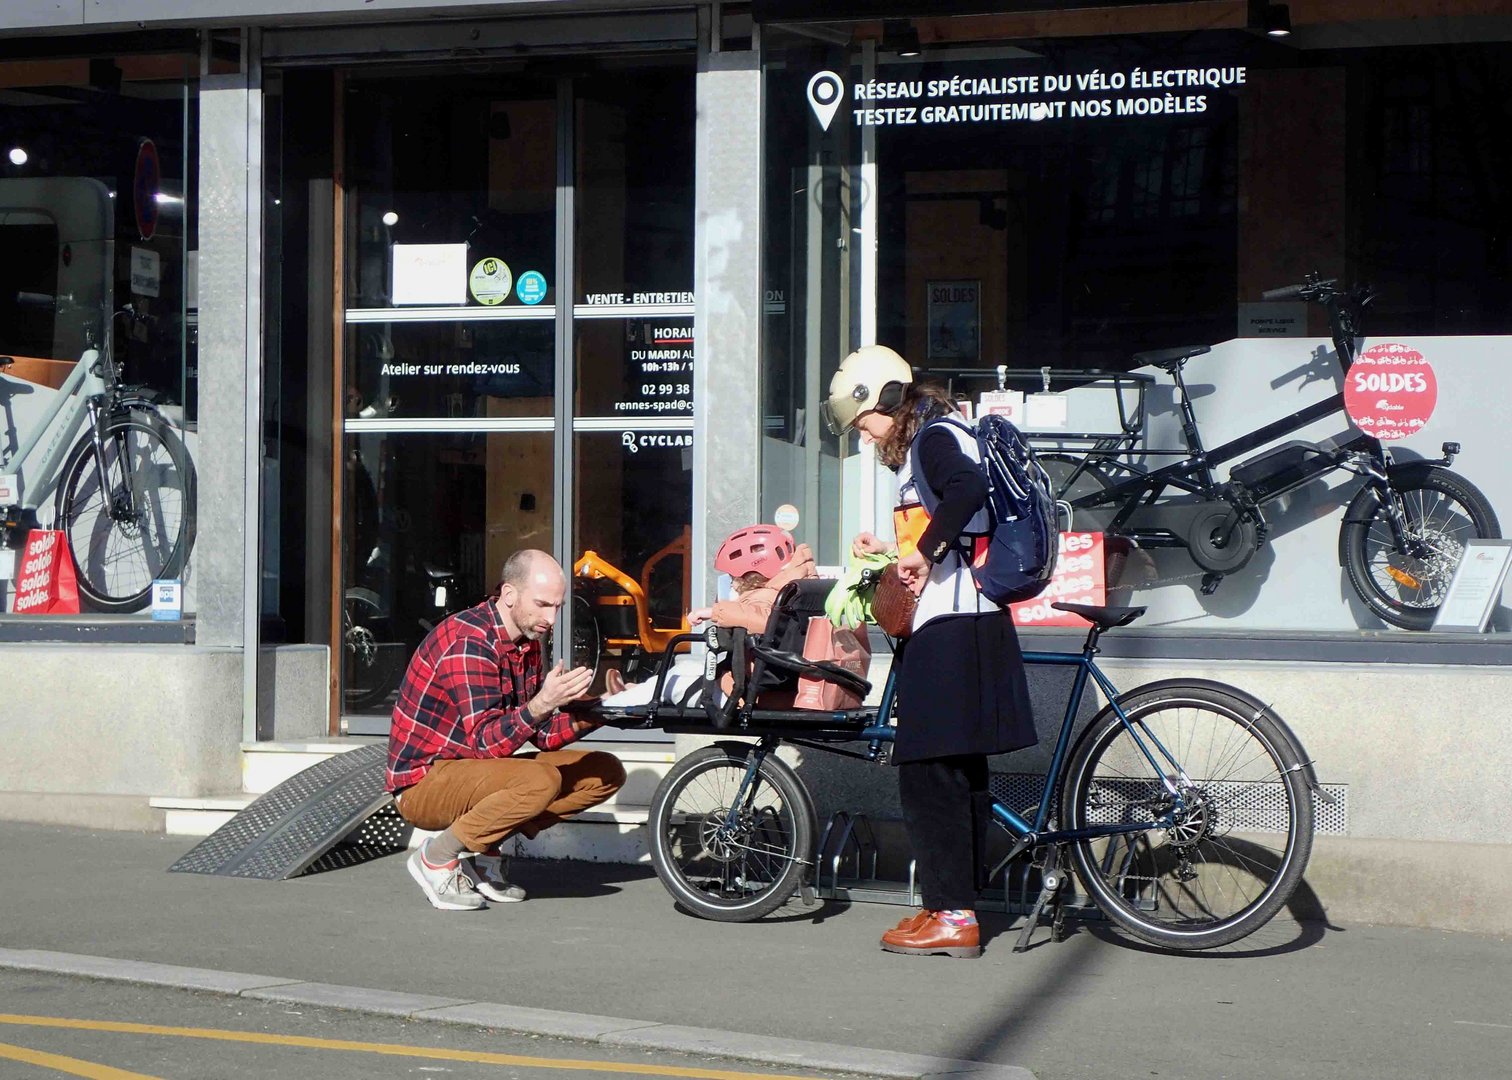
(0, 352), (102, 510)
(1070, 392), (1351, 516)
(987, 647), (1185, 844)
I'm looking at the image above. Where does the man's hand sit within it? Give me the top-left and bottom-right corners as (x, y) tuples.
(528, 661), (595, 717)
(896, 550), (929, 596)
(687, 606), (715, 626)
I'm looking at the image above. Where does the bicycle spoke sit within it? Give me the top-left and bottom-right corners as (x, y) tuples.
(1071, 693), (1306, 941)
(60, 416), (191, 611)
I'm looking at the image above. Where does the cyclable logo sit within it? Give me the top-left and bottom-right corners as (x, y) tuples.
(807, 71), (844, 131)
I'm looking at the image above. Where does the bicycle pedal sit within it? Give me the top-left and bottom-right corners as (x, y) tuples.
(1200, 572), (1224, 595)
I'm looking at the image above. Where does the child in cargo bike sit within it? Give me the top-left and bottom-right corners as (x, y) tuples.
(599, 524), (866, 709)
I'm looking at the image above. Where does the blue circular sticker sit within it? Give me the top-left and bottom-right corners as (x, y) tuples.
(516, 270), (547, 306)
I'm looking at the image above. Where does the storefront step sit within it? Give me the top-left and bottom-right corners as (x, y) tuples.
(240, 739), (677, 803)
(150, 789), (653, 843)
(154, 740), (674, 862)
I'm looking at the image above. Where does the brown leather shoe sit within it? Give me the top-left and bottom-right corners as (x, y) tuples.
(880, 912), (981, 958)
(887, 909), (930, 935)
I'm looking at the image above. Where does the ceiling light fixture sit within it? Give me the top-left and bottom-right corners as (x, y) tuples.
(883, 20), (922, 58)
(1248, 0), (1292, 38)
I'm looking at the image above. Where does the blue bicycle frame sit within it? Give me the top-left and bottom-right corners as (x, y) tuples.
(721, 635), (1192, 855)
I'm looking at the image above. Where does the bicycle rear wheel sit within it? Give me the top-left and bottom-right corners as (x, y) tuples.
(1061, 682), (1314, 950)
(647, 742), (815, 922)
(56, 410), (196, 614)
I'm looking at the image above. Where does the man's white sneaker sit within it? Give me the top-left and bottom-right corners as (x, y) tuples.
(407, 849), (486, 911)
(461, 854), (527, 903)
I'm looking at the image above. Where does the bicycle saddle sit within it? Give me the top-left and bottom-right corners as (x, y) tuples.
(422, 563), (454, 580)
(1052, 602), (1146, 629)
(0, 356), (12, 369)
(1133, 345), (1209, 373)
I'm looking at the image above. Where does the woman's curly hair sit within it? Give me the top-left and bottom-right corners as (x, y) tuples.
(873, 383), (958, 470)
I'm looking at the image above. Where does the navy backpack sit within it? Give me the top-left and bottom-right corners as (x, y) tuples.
(908, 414), (1061, 605)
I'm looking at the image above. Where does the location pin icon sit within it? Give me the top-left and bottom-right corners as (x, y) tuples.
(807, 71), (844, 131)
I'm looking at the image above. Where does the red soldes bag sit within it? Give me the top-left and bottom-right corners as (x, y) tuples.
(794, 617), (871, 711)
(13, 530), (80, 615)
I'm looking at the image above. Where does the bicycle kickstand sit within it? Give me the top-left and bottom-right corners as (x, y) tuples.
(1013, 844), (1067, 953)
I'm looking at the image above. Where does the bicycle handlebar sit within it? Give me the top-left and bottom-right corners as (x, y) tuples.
(1262, 276), (1340, 302)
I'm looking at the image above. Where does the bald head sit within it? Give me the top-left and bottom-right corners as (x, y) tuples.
(500, 549), (563, 591)
(496, 549), (566, 642)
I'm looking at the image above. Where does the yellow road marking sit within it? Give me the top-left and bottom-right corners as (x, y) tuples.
(0, 1015), (820, 1080)
(0, 1039), (163, 1080)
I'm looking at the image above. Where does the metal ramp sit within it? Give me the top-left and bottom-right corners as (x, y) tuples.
(168, 743), (399, 880)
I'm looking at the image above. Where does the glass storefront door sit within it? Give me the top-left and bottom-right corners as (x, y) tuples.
(338, 62), (693, 730)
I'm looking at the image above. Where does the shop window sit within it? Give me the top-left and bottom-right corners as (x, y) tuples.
(761, 21), (1512, 641)
(0, 48), (198, 623)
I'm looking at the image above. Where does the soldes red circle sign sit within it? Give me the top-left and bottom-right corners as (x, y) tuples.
(1343, 343), (1437, 441)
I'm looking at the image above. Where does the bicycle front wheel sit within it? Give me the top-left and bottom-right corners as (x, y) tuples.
(1340, 465), (1499, 631)
(56, 410), (196, 614)
(647, 743), (816, 922)
(1061, 682), (1314, 950)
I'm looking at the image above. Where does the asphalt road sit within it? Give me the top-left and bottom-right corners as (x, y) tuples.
(0, 969), (875, 1080)
(4, 825), (1512, 1080)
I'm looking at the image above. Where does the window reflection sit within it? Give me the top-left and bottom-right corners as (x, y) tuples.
(572, 432), (692, 686)
(342, 430), (553, 713)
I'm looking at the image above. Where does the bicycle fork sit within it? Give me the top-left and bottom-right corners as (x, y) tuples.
(716, 741), (811, 868)
(85, 401), (137, 526)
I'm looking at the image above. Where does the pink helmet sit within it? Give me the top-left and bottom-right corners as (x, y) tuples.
(715, 525), (796, 580)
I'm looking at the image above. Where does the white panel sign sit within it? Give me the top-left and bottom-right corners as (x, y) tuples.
(151, 579), (183, 621)
(1431, 540), (1512, 633)
(1238, 302), (1307, 337)
(391, 243), (467, 306)
(1024, 392), (1069, 430)
(130, 246), (161, 298)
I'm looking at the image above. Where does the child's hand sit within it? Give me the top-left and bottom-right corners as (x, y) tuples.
(852, 532), (894, 557)
(687, 606), (715, 626)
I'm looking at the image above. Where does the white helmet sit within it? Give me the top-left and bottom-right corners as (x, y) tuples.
(822, 345), (913, 434)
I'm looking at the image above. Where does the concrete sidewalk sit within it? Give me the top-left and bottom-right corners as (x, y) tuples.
(1, 823), (1508, 1080)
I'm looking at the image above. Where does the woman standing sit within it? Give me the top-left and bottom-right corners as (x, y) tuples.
(823, 345), (1037, 959)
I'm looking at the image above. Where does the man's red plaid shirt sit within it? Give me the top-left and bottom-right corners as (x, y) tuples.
(385, 599), (582, 793)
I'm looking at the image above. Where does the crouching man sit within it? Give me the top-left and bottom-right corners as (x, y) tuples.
(386, 549), (623, 910)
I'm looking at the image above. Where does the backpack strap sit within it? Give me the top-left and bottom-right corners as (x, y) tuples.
(905, 416), (991, 553)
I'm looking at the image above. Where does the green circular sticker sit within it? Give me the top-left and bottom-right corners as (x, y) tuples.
(469, 257), (512, 306)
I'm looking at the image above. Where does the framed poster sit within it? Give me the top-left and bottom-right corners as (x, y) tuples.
(927, 280), (980, 362)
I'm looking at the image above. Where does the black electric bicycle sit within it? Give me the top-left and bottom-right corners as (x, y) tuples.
(1041, 274), (1499, 630)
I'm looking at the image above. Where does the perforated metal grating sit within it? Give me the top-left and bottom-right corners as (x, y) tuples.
(989, 772), (1349, 836)
(168, 744), (396, 880)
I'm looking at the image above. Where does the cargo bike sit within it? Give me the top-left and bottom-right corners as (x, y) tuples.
(584, 577), (1330, 952)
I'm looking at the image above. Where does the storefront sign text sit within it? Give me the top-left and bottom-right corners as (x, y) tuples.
(812, 66), (1247, 129)
(618, 319), (693, 415)
(1010, 531), (1106, 627)
(583, 292), (695, 305)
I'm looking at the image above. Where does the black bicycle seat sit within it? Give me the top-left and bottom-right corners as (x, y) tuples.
(1133, 345), (1210, 373)
(1052, 602), (1146, 629)
(422, 563), (454, 580)
(0, 356), (12, 369)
